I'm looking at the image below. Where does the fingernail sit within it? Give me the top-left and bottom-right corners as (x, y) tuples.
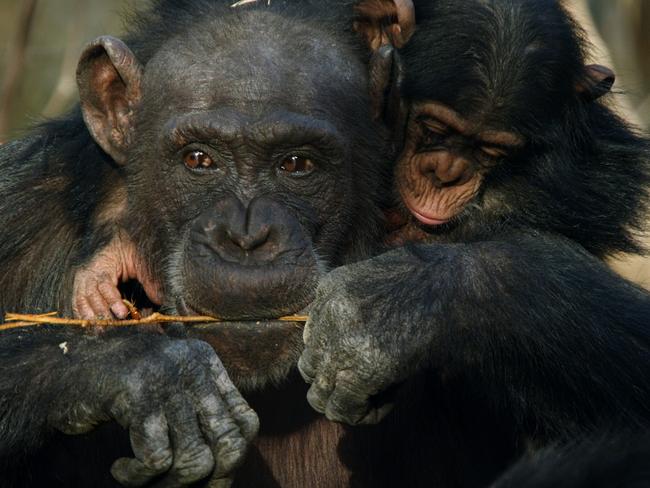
(110, 304), (128, 319)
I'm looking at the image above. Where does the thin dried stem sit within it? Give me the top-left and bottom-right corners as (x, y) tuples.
(0, 312), (309, 332)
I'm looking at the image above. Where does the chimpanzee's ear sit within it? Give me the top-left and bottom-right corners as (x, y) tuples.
(77, 36), (143, 165)
(576, 64), (615, 102)
(354, 0), (415, 51)
(369, 44), (406, 128)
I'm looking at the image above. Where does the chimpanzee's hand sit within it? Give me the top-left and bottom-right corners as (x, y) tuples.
(72, 231), (162, 320)
(298, 247), (439, 426)
(49, 336), (259, 487)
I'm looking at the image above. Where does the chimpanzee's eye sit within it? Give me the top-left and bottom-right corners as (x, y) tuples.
(184, 150), (214, 170)
(481, 146), (508, 159)
(279, 155), (315, 175)
(422, 119), (449, 136)
(419, 120), (449, 150)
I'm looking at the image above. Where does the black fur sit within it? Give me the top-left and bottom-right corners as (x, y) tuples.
(398, 0), (650, 256)
(0, 1), (395, 486)
(494, 434), (650, 488)
(299, 0), (650, 486)
(0, 0), (649, 486)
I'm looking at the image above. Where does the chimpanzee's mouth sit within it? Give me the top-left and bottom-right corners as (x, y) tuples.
(177, 296), (308, 329)
(176, 297), (308, 390)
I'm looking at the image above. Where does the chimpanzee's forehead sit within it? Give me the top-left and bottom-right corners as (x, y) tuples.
(141, 10), (367, 117)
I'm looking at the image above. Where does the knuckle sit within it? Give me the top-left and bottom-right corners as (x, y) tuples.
(297, 354), (316, 382)
(326, 405), (365, 425)
(174, 444), (214, 482)
(207, 478), (234, 488)
(211, 419), (241, 442)
(214, 437), (248, 475)
(227, 400), (258, 428)
(202, 412), (230, 437)
(144, 448), (173, 473)
(243, 411), (260, 439)
(306, 385), (327, 413)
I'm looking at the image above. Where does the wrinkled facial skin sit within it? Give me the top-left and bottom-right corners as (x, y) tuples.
(395, 101), (524, 226)
(122, 15), (389, 389)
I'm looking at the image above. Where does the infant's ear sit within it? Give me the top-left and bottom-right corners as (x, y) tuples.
(576, 64), (615, 101)
(354, 0), (415, 51)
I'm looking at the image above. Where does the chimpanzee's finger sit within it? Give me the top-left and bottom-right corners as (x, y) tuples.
(111, 411), (173, 487)
(196, 393), (250, 480)
(297, 347), (321, 384)
(142, 278), (164, 305)
(153, 396), (214, 487)
(86, 287), (114, 320)
(73, 295), (95, 320)
(207, 478), (234, 488)
(301, 311), (330, 345)
(306, 374), (335, 414)
(324, 371), (391, 426)
(356, 402), (395, 426)
(324, 380), (372, 425)
(98, 281), (129, 319)
(211, 365), (259, 442)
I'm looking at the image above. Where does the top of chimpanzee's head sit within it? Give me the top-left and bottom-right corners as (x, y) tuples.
(402, 0), (586, 137)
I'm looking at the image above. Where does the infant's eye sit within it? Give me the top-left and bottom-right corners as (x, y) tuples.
(184, 150), (214, 169)
(421, 119), (449, 136)
(480, 146), (508, 159)
(280, 156), (315, 175)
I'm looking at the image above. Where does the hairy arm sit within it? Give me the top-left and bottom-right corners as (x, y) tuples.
(299, 232), (650, 437)
(0, 326), (259, 486)
(0, 129), (131, 316)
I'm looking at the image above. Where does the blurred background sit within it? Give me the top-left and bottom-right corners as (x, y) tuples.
(0, 0), (649, 284)
(0, 0), (649, 139)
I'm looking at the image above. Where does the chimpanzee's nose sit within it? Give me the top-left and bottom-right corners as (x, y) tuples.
(227, 223), (270, 251)
(191, 195), (299, 265)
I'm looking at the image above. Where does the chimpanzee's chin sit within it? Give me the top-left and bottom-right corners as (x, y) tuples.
(184, 320), (305, 391)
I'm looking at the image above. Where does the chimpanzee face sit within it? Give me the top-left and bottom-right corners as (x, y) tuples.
(395, 100), (524, 227)
(77, 10), (391, 388)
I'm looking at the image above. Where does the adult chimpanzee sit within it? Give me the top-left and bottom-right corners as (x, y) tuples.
(0, 2), (648, 488)
(299, 0), (650, 480)
(0, 1), (398, 487)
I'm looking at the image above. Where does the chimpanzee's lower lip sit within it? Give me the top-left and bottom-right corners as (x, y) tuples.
(404, 202), (450, 226)
(401, 195), (452, 227)
(412, 210), (449, 226)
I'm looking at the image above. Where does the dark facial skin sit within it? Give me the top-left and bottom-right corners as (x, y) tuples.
(395, 100), (523, 226)
(115, 19), (388, 388)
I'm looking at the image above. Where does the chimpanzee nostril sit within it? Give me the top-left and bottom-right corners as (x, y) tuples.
(190, 195), (304, 265)
(227, 225), (271, 251)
